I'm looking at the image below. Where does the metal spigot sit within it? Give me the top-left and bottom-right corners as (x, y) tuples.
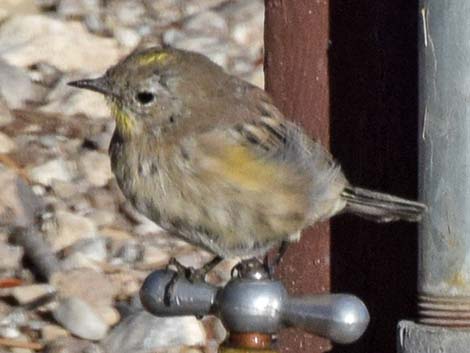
(140, 264), (369, 346)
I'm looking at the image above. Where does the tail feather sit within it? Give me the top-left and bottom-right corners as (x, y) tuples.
(341, 186), (426, 222)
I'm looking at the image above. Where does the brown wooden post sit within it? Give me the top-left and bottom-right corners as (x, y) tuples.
(265, 1), (419, 353)
(264, 1), (331, 353)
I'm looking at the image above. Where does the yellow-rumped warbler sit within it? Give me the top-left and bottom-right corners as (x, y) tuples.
(69, 47), (425, 264)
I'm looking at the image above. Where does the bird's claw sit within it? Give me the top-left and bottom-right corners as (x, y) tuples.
(163, 256), (223, 306)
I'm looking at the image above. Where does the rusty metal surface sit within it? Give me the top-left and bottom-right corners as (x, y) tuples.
(228, 333), (273, 349)
(264, 1), (331, 353)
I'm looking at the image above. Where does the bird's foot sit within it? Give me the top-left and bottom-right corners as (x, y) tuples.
(163, 256), (222, 306)
(263, 241), (289, 278)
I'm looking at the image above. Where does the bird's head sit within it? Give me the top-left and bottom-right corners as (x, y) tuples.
(69, 47), (227, 138)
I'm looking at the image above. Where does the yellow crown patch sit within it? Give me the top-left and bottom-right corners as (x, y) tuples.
(138, 52), (171, 66)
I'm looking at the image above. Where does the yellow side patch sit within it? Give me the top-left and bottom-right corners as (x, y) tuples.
(109, 102), (134, 136)
(138, 52), (171, 66)
(214, 146), (279, 191)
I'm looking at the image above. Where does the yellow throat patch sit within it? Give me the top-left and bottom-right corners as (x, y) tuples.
(109, 102), (134, 136)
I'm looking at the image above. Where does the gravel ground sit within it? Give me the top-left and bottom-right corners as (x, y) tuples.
(0, 1), (264, 352)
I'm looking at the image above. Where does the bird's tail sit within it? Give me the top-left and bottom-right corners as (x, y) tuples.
(341, 186), (426, 222)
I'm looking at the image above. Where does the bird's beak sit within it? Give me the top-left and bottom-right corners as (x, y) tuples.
(68, 76), (113, 96)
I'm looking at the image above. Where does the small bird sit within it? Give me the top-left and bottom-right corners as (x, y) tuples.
(69, 47), (425, 268)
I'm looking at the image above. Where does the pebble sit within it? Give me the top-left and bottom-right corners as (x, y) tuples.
(183, 11), (229, 36)
(0, 98), (14, 127)
(41, 76), (110, 119)
(115, 241), (143, 264)
(41, 324), (70, 342)
(88, 209), (115, 227)
(53, 297), (108, 341)
(103, 311), (206, 353)
(57, 0), (100, 19)
(51, 179), (84, 200)
(142, 246), (170, 267)
(10, 333), (34, 353)
(79, 151), (113, 187)
(0, 58), (46, 109)
(0, 1), (264, 351)
(113, 27), (141, 48)
(107, 271), (140, 299)
(94, 305), (120, 326)
(0, 325), (21, 339)
(0, 169), (43, 227)
(0, 15), (121, 71)
(42, 336), (101, 353)
(0, 131), (16, 154)
(51, 268), (117, 308)
(60, 252), (103, 272)
(67, 237), (108, 263)
(50, 210), (97, 251)
(0, 242), (23, 271)
(11, 284), (55, 305)
(28, 62), (63, 88)
(28, 158), (75, 186)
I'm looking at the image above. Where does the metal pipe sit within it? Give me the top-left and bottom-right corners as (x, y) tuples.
(140, 268), (370, 344)
(418, 0), (470, 325)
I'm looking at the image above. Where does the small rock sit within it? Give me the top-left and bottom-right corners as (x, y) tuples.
(133, 219), (164, 236)
(51, 180), (84, 200)
(36, 0), (59, 10)
(79, 151), (113, 187)
(43, 336), (100, 353)
(0, 58), (46, 109)
(107, 271), (140, 299)
(41, 76), (110, 119)
(60, 252), (102, 272)
(108, 1), (145, 27)
(0, 169), (44, 227)
(0, 97), (14, 127)
(95, 305), (120, 326)
(28, 62), (63, 88)
(114, 27), (141, 48)
(175, 250), (213, 270)
(142, 246), (170, 267)
(0, 325), (21, 339)
(41, 324), (69, 342)
(0, 15), (121, 71)
(0, 131), (16, 154)
(103, 311), (206, 353)
(88, 188), (117, 211)
(115, 241), (143, 264)
(183, 11), (228, 35)
(68, 237), (108, 263)
(88, 209), (115, 227)
(84, 12), (107, 35)
(11, 284), (55, 305)
(10, 334), (34, 353)
(53, 297), (108, 341)
(28, 158), (75, 186)
(0, 243), (23, 270)
(50, 211), (97, 251)
(57, 0), (100, 19)
(162, 32), (230, 68)
(82, 122), (113, 151)
(222, 0), (264, 48)
(51, 268), (117, 308)
(206, 317), (227, 343)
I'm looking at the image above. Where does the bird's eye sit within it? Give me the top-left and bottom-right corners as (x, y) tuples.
(136, 91), (155, 105)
